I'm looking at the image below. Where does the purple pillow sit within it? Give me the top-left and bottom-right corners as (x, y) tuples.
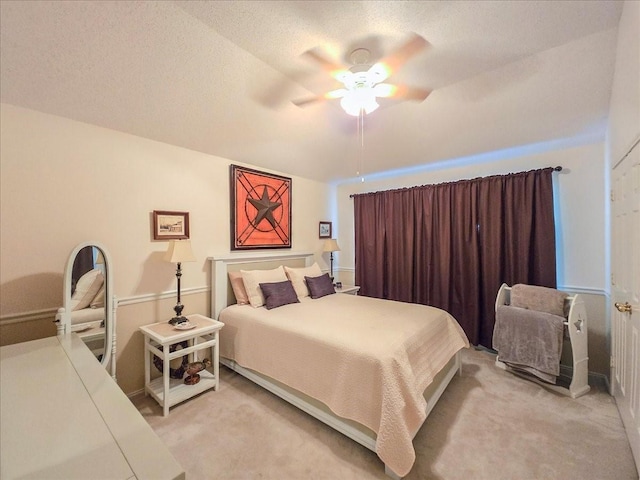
(259, 280), (300, 310)
(305, 274), (336, 299)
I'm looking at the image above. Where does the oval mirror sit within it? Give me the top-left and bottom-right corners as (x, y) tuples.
(56, 242), (115, 378)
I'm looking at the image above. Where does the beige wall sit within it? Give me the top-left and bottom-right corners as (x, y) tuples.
(334, 142), (610, 376)
(0, 104), (332, 394)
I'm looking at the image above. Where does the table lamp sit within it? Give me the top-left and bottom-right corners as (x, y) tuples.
(323, 238), (340, 283)
(164, 239), (196, 325)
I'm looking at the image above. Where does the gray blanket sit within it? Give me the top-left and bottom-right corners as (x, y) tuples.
(493, 305), (565, 384)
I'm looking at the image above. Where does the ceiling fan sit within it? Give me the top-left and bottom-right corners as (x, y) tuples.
(293, 33), (432, 116)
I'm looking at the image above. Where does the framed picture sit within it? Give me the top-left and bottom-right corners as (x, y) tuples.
(153, 211), (190, 240)
(319, 221), (332, 239)
(230, 165), (292, 250)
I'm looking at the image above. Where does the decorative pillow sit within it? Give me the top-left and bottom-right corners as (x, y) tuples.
(305, 273), (336, 299)
(510, 283), (568, 317)
(228, 271), (249, 305)
(241, 266), (288, 308)
(284, 262), (323, 298)
(90, 286), (105, 309)
(70, 269), (104, 311)
(259, 280), (300, 310)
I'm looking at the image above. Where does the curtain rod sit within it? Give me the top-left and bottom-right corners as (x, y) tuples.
(349, 166), (563, 198)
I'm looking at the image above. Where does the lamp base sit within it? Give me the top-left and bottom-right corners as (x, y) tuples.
(168, 316), (188, 326)
(169, 300), (186, 325)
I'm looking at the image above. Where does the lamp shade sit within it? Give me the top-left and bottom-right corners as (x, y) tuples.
(164, 240), (196, 263)
(323, 239), (341, 253)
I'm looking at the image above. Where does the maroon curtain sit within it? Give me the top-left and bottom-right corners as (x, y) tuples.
(71, 246), (94, 294)
(353, 168), (556, 347)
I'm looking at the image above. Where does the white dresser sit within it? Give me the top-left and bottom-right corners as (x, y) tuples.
(0, 334), (185, 480)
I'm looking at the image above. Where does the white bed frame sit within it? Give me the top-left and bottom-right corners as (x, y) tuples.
(209, 251), (462, 479)
(494, 283), (590, 399)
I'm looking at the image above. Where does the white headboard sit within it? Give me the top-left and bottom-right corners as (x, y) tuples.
(208, 251), (314, 319)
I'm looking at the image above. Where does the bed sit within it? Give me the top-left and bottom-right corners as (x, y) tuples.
(209, 252), (469, 478)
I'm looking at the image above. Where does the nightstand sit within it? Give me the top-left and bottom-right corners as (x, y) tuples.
(139, 314), (224, 416)
(335, 285), (360, 295)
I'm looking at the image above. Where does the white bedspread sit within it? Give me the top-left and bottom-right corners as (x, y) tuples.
(219, 293), (469, 476)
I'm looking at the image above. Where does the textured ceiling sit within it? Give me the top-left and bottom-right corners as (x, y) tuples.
(0, 1), (623, 183)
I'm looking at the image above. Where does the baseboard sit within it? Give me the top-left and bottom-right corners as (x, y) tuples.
(559, 364), (609, 391)
(127, 387), (145, 399)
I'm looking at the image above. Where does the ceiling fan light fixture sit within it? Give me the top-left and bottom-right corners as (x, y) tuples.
(340, 89), (379, 116)
(368, 63), (390, 82)
(340, 95), (362, 116)
(334, 70), (351, 83)
(362, 96), (379, 115)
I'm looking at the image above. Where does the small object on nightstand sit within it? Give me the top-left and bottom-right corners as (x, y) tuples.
(184, 358), (211, 385)
(174, 321), (196, 331)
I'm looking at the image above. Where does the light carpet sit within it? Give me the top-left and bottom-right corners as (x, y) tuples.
(132, 348), (638, 479)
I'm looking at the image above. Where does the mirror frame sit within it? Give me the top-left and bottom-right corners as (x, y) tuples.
(58, 241), (115, 376)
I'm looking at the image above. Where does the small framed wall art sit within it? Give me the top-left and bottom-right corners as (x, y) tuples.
(319, 221), (332, 239)
(153, 210), (190, 240)
(230, 165), (292, 250)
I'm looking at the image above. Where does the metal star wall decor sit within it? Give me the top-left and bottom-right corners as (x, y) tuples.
(248, 186), (282, 229)
(230, 165), (291, 250)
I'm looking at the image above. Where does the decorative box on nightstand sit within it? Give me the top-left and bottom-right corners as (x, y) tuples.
(335, 285), (360, 295)
(139, 314), (224, 416)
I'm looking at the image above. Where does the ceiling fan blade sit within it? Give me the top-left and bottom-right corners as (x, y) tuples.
(367, 63), (390, 83)
(374, 83), (431, 102)
(326, 89), (348, 99)
(301, 48), (349, 80)
(293, 89), (347, 108)
(292, 96), (324, 107)
(372, 83), (396, 97)
(388, 84), (432, 102)
(378, 33), (429, 75)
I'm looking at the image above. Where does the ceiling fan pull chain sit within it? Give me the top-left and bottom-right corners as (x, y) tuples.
(358, 110), (365, 182)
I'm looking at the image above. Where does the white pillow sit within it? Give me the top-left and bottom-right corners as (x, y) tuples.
(90, 285), (105, 309)
(70, 269), (104, 311)
(228, 271), (249, 305)
(284, 263), (323, 298)
(241, 266), (288, 308)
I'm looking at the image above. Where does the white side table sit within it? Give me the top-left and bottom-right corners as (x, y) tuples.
(140, 314), (224, 416)
(335, 285), (360, 295)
